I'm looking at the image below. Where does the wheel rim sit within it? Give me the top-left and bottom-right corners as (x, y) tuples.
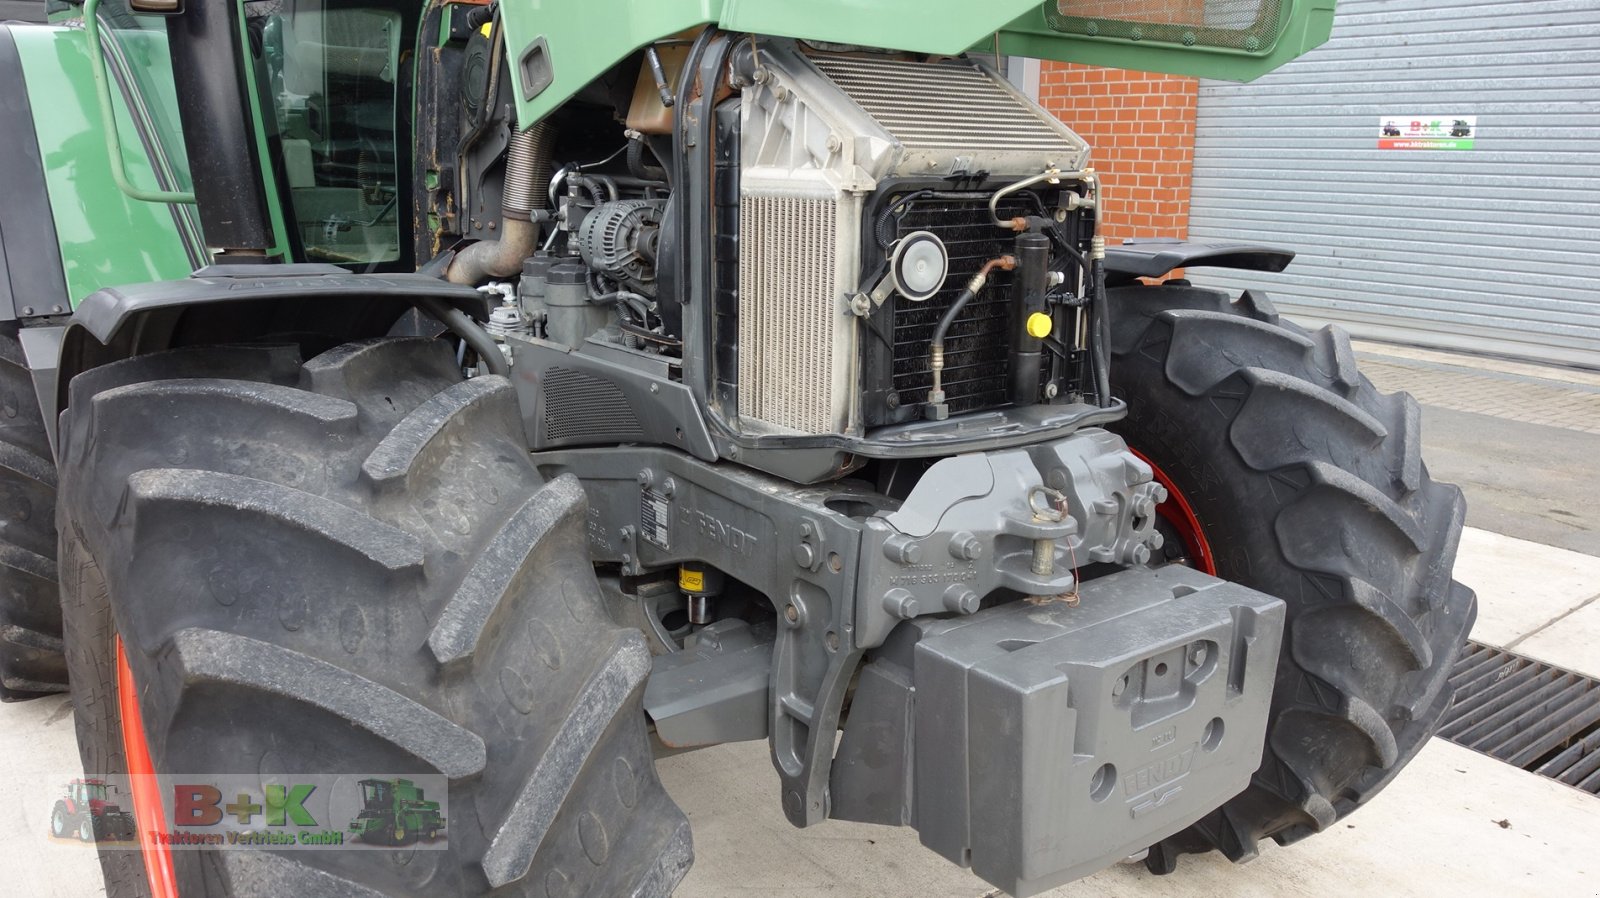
(117, 636), (179, 897)
(1129, 448), (1217, 576)
(51, 808), (65, 836)
(80, 817), (92, 841)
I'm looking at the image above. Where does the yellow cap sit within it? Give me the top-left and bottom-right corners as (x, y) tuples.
(679, 567), (705, 593)
(1026, 312), (1053, 339)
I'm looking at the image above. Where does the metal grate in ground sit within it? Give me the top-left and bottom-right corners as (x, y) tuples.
(1441, 642), (1600, 794)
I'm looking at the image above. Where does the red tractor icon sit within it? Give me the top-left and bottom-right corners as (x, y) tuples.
(50, 778), (135, 842)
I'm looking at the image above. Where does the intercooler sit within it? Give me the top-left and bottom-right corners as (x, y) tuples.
(736, 43), (1089, 435)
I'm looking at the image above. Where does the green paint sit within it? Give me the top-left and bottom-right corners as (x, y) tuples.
(995, 0), (1336, 82)
(82, 0), (194, 203)
(500, 0), (1337, 127)
(11, 25), (194, 306)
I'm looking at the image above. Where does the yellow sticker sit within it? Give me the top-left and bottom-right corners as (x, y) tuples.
(679, 568), (704, 592)
(479, 21), (492, 38)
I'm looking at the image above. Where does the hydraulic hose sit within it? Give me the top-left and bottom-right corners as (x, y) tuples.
(414, 296), (509, 377)
(926, 255), (1016, 416)
(446, 121), (557, 285)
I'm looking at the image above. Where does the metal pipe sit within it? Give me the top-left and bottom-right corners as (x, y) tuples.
(446, 122), (556, 285)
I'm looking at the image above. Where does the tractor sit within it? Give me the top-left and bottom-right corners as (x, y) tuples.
(349, 778), (446, 845)
(49, 778), (136, 843)
(0, 0), (1475, 896)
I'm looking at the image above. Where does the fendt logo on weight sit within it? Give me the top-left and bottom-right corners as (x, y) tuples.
(1123, 746), (1196, 799)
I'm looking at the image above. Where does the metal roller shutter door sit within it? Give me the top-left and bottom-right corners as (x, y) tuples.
(1184, 0), (1600, 368)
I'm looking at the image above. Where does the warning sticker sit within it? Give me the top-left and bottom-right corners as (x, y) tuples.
(641, 488), (671, 550)
(1379, 115), (1476, 151)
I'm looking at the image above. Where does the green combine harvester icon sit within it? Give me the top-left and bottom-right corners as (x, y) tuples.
(348, 779), (445, 846)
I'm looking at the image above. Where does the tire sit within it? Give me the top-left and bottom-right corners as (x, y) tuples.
(0, 323), (66, 700)
(59, 338), (693, 897)
(1106, 284), (1476, 871)
(50, 802), (68, 838)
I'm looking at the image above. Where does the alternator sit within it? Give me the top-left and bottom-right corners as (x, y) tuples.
(576, 199), (665, 296)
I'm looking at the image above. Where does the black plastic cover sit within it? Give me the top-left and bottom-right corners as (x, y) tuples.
(1104, 238), (1294, 286)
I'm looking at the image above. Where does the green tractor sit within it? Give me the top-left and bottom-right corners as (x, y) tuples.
(0, 0), (1475, 896)
(349, 778), (445, 845)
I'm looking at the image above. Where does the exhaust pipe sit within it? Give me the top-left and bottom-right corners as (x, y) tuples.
(446, 121), (555, 285)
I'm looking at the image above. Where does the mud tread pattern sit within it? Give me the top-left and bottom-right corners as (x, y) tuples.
(428, 476), (587, 664)
(165, 627), (487, 778)
(58, 337), (692, 898)
(1107, 283), (1476, 871)
(360, 376), (517, 487)
(128, 469), (425, 572)
(482, 633), (652, 887)
(0, 325), (64, 700)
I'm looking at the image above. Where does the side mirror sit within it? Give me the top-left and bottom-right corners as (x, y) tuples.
(127, 0), (183, 14)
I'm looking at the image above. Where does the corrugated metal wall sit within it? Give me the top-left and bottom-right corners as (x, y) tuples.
(1186, 0), (1600, 368)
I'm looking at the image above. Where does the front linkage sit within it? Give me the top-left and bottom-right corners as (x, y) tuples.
(543, 426), (1287, 895)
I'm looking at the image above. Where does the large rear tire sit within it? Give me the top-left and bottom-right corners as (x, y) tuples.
(1107, 283), (1476, 870)
(0, 323), (66, 700)
(59, 338), (692, 897)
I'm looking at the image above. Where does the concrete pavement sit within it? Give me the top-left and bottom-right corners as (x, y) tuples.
(3, 338), (1598, 897)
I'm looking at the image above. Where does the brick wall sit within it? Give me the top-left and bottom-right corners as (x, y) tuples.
(1037, 62), (1198, 243)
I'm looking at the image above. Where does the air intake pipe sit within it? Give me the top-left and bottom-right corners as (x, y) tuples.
(446, 121), (555, 285)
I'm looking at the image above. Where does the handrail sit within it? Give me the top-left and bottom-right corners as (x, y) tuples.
(82, 0), (196, 204)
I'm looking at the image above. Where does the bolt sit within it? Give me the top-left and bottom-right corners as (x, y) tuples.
(661, 477), (677, 498)
(800, 522), (814, 538)
(795, 543), (817, 568)
(20, 307), (32, 316)
(943, 585), (980, 615)
(825, 630), (840, 652)
(882, 589), (920, 620)
(649, 383), (660, 394)
(828, 552), (843, 573)
(636, 468), (655, 487)
(784, 603), (799, 624)
(883, 535), (922, 565)
(949, 532), (982, 561)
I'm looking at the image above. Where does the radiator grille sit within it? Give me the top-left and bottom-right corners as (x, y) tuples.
(737, 195), (840, 433)
(809, 56), (1076, 155)
(890, 196), (1036, 416)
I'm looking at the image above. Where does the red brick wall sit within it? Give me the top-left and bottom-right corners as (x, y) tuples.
(1038, 62), (1198, 243)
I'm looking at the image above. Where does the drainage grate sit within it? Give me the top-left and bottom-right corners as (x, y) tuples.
(1440, 642), (1600, 794)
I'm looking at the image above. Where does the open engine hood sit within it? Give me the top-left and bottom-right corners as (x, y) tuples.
(499, 0), (1337, 129)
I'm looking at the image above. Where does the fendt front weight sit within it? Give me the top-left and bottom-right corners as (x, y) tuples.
(0, 1), (1478, 896)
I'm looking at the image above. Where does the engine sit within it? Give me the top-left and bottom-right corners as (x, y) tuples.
(494, 36), (1104, 483)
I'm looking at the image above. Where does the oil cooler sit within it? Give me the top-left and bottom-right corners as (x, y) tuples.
(735, 44), (1089, 435)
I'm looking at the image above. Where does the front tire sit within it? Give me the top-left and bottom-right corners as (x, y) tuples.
(59, 338), (692, 897)
(1108, 283), (1476, 869)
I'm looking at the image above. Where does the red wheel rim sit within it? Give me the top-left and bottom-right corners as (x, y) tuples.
(1129, 448), (1216, 576)
(116, 636), (179, 898)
